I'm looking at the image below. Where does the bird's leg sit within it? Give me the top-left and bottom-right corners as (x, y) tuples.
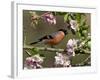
(51, 45), (55, 48)
(44, 45), (48, 50)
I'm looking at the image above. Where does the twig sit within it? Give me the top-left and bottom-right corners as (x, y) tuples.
(25, 50), (31, 56)
(73, 55), (91, 66)
(79, 55), (90, 65)
(31, 12), (51, 20)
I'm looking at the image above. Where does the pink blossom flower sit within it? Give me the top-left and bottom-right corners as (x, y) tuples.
(67, 39), (77, 49)
(24, 54), (44, 69)
(65, 39), (78, 57)
(43, 12), (56, 25)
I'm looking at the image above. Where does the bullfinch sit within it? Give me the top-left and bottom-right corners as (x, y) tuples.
(30, 29), (68, 47)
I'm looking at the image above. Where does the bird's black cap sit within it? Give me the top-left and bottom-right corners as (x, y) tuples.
(58, 29), (68, 35)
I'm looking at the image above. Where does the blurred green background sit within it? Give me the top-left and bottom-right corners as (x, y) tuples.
(23, 10), (91, 68)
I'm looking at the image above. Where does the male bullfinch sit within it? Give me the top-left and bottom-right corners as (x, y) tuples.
(30, 29), (68, 47)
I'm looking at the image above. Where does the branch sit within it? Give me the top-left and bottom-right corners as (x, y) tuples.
(24, 45), (64, 52)
(24, 45), (90, 54)
(25, 50), (32, 56)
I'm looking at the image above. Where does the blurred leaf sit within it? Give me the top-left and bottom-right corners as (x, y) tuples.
(52, 12), (56, 16)
(82, 30), (87, 35)
(70, 13), (76, 20)
(30, 22), (36, 29)
(81, 37), (85, 40)
(68, 15), (72, 21)
(87, 41), (91, 48)
(56, 12), (67, 15)
(75, 13), (81, 23)
(78, 28), (83, 37)
(87, 35), (91, 40)
(31, 48), (40, 55)
(82, 25), (89, 30)
(64, 14), (69, 22)
(29, 11), (37, 16)
(80, 19), (86, 27)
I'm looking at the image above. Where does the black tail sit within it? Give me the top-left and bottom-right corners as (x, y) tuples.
(30, 35), (49, 45)
(30, 40), (41, 45)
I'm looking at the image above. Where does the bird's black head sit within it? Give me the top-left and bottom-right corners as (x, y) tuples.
(58, 29), (68, 35)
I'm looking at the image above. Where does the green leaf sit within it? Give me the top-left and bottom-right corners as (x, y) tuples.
(68, 15), (72, 21)
(82, 30), (87, 35)
(82, 25), (89, 30)
(70, 13), (76, 20)
(75, 13), (81, 22)
(31, 48), (40, 55)
(57, 12), (67, 15)
(87, 41), (91, 48)
(64, 14), (69, 22)
(80, 19), (86, 27)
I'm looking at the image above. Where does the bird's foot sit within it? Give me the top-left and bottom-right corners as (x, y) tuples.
(51, 45), (55, 48)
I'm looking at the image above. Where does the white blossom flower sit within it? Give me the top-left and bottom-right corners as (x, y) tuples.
(32, 54), (44, 64)
(54, 52), (71, 67)
(63, 60), (71, 67)
(55, 52), (64, 65)
(70, 20), (78, 31)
